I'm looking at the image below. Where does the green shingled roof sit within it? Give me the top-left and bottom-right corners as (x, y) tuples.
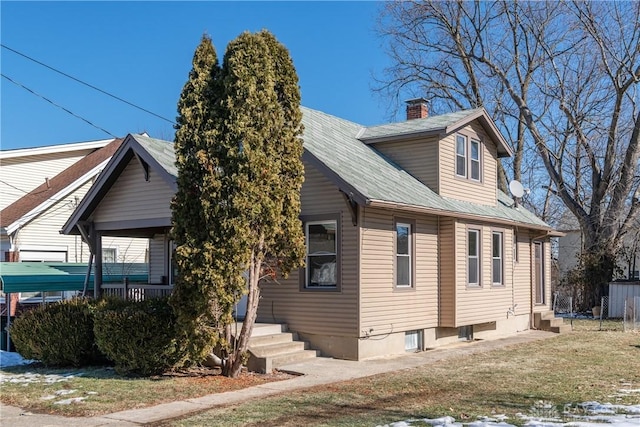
(124, 107), (550, 232)
(131, 133), (178, 178)
(358, 108), (484, 141)
(300, 106), (550, 230)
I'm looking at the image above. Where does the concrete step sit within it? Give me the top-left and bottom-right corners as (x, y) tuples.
(230, 322), (287, 339)
(539, 318), (565, 329)
(249, 332), (296, 347)
(244, 322), (319, 373)
(271, 349), (319, 368)
(540, 311), (556, 320)
(250, 323), (287, 337)
(551, 324), (572, 334)
(250, 340), (308, 358)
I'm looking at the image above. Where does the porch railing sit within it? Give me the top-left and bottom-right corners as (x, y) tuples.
(101, 279), (173, 301)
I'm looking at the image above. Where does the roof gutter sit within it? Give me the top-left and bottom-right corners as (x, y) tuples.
(368, 199), (562, 235)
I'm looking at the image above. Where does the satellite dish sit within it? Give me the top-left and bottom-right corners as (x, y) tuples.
(509, 180), (525, 198)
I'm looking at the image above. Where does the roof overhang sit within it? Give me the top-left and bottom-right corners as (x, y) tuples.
(0, 138), (113, 160)
(368, 199), (561, 235)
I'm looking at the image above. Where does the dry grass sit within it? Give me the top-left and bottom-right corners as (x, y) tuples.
(2, 318), (638, 425)
(162, 319), (640, 427)
(0, 365), (292, 417)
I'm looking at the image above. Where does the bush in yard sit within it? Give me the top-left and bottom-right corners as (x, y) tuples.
(93, 296), (182, 376)
(9, 298), (103, 367)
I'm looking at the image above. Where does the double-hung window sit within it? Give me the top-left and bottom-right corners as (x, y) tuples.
(492, 231), (503, 285)
(468, 229), (480, 286)
(456, 134), (482, 181)
(396, 222), (412, 287)
(470, 139), (481, 181)
(305, 220), (338, 288)
(456, 135), (467, 177)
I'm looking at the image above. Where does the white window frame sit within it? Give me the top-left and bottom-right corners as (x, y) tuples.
(492, 231), (504, 286)
(395, 221), (413, 288)
(468, 229), (481, 287)
(405, 330), (422, 351)
(102, 247), (118, 263)
(396, 222), (412, 288)
(456, 135), (467, 178)
(305, 219), (338, 289)
(456, 134), (483, 182)
(470, 139), (481, 181)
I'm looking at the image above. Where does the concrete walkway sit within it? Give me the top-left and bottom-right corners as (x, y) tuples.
(0, 330), (558, 426)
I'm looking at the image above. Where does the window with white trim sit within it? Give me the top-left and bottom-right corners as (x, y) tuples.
(470, 139), (481, 181)
(492, 231), (503, 285)
(456, 134), (482, 182)
(102, 248), (117, 263)
(305, 220), (337, 288)
(468, 229), (480, 286)
(456, 135), (467, 177)
(396, 222), (412, 287)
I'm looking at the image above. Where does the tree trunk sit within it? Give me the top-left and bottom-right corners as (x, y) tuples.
(224, 247), (262, 378)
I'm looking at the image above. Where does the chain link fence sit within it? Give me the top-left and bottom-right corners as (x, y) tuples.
(553, 292), (573, 317)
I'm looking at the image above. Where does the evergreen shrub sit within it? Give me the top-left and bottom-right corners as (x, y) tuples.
(9, 298), (103, 366)
(93, 296), (181, 376)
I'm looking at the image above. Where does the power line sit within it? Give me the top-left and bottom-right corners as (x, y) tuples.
(2, 73), (118, 138)
(1, 43), (175, 125)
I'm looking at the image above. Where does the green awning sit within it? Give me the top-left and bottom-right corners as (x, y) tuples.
(0, 262), (148, 293)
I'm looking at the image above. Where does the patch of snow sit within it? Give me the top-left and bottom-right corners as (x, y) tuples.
(53, 397), (85, 405)
(0, 350), (36, 368)
(0, 371), (82, 384)
(381, 402), (640, 427)
(54, 389), (77, 396)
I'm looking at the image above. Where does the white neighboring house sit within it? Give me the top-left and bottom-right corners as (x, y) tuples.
(558, 212), (640, 281)
(0, 138), (149, 308)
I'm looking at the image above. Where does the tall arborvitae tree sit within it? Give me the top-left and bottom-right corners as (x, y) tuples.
(216, 30), (306, 377)
(171, 31), (305, 377)
(170, 35), (226, 366)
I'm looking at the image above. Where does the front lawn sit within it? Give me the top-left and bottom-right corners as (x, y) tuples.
(160, 319), (640, 426)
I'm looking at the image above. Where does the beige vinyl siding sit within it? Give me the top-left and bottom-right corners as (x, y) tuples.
(13, 180), (92, 260)
(0, 151), (91, 210)
(439, 123), (498, 205)
(438, 217), (456, 327)
(9, 175), (148, 265)
(148, 235), (167, 284)
(93, 158), (173, 224)
(359, 207), (439, 334)
(454, 221), (513, 326)
(372, 137), (439, 192)
(99, 236), (148, 265)
(257, 162), (359, 337)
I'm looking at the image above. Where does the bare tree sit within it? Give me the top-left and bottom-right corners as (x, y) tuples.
(378, 0), (640, 308)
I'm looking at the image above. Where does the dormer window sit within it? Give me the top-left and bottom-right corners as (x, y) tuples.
(456, 134), (482, 182)
(456, 135), (467, 177)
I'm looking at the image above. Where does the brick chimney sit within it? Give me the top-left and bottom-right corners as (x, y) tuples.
(406, 98), (429, 120)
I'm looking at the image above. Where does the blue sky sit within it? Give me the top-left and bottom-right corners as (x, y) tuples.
(1, 1), (403, 151)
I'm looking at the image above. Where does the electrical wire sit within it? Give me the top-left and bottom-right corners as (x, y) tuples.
(1, 44), (175, 124)
(1, 73), (117, 138)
